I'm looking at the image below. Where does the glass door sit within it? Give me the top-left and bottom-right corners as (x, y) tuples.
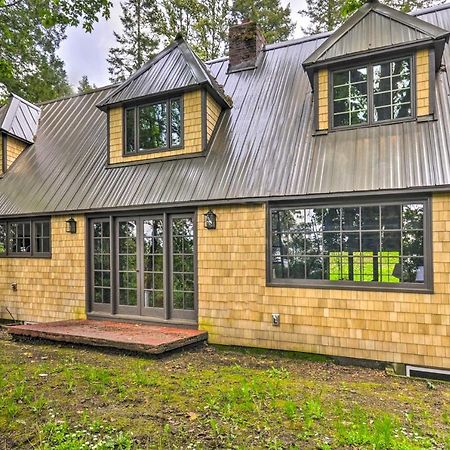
(170, 215), (196, 321)
(141, 217), (165, 318)
(116, 218), (139, 315)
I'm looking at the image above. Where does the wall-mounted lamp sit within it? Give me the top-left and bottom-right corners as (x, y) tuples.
(66, 217), (77, 234)
(204, 209), (217, 230)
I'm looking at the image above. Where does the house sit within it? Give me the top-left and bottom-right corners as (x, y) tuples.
(1, 0), (450, 374)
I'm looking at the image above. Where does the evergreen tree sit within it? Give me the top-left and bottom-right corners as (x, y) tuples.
(301, 0), (444, 34)
(77, 75), (97, 93)
(229, 0), (295, 44)
(0, 0), (110, 102)
(107, 0), (160, 83)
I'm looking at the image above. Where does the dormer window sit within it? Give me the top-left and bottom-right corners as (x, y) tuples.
(124, 97), (183, 155)
(332, 57), (412, 128)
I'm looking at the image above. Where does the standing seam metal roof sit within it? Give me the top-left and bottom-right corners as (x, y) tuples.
(0, 5), (450, 216)
(0, 94), (41, 144)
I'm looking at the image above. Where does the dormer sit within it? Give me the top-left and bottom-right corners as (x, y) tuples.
(97, 37), (231, 166)
(0, 94), (40, 174)
(303, 0), (450, 133)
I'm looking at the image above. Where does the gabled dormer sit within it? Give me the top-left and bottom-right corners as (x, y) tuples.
(97, 37), (231, 166)
(303, 0), (450, 133)
(0, 94), (40, 174)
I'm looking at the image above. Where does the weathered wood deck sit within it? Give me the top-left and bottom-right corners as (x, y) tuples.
(7, 319), (208, 354)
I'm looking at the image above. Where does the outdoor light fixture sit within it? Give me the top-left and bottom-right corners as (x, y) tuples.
(204, 209), (217, 230)
(66, 217), (77, 234)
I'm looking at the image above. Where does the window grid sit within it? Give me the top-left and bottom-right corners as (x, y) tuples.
(0, 219), (51, 257)
(373, 58), (412, 122)
(172, 218), (195, 311)
(118, 220), (138, 306)
(331, 56), (413, 128)
(143, 219), (164, 309)
(333, 67), (368, 127)
(34, 221), (51, 255)
(271, 203), (425, 286)
(93, 221), (111, 305)
(124, 97), (183, 155)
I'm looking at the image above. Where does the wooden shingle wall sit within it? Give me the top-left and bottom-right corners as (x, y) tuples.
(0, 215), (86, 323)
(6, 136), (28, 170)
(197, 198), (450, 369)
(206, 93), (221, 140)
(416, 48), (430, 117)
(109, 90), (205, 164)
(317, 69), (329, 130)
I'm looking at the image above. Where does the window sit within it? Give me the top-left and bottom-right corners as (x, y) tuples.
(125, 97), (183, 154)
(0, 219), (51, 257)
(332, 57), (412, 128)
(92, 220), (111, 305)
(270, 200), (429, 290)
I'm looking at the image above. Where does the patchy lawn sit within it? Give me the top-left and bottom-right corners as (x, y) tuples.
(0, 329), (449, 450)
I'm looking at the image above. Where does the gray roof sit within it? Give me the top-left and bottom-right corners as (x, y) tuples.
(0, 94), (41, 144)
(98, 37), (231, 109)
(0, 5), (450, 217)
(303, 0), (450, 67)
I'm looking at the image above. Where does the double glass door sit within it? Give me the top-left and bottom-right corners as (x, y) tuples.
(90, 214), (196, 322)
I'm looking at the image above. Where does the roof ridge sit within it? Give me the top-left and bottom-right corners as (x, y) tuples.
(38, 83), (119, 106)
(10, 93), (40, 112)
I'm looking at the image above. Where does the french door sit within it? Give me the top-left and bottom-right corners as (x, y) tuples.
(90, 213), (196, 322)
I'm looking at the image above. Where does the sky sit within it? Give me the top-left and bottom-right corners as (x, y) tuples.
(57, 0), (310, 89)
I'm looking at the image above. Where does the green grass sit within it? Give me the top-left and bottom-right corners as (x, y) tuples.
(0, 331), (449, 449)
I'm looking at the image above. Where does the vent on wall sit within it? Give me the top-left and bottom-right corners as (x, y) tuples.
(406, 365), (450, 382)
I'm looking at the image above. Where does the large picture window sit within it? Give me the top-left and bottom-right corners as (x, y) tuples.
(270, 200), (430, 290)
(332, 57), (412, 128)
(0, 218), (51, 257)
(125, 97), (182, 154)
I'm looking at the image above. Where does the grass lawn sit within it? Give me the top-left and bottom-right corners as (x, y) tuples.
(0, 328), (449, 450)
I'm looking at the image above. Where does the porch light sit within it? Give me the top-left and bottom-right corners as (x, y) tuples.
(66, 217), (77, 234)
(204, 210), (217, 230)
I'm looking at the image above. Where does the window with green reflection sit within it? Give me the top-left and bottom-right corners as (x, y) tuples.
(124, 96), (183, 154)
(331, 57), (413, 128)
(270, 202), (427, 287)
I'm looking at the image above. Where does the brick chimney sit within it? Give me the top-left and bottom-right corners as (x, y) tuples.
(228, 20), (266, 73)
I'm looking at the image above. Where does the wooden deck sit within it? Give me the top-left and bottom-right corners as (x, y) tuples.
(7, 320), (208, 355)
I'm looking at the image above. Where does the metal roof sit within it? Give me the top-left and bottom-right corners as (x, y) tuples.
(303, 0), (450, 67)
(0, 94), (41, 144)
(98, 37), (231, 109)
(0, 5), (450, 217)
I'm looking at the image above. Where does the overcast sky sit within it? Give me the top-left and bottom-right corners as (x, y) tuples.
(57, 0), (310, 88)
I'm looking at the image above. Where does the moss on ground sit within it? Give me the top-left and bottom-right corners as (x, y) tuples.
(0, 330), (449, 449)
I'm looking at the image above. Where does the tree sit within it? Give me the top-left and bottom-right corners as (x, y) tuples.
(0, 0), (111, 103)
(301, 0), (444, 34)
(78, 75), (97, 93)
(107, 0), (160, 83)
(229, 0), (295, 44)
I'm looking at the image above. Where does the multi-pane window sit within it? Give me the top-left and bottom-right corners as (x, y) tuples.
(143, 219), (164, 309)
(34, 221), (51, 255)
(0, 219), (51, 257)
(92, 220), (111, 305)
(125, 97), (182, 154)
(333, 67), (368, 127)
(331, 57), (412, 128)
(172, 218), (195, 311)
(118, 220), (138, 306)
(373, 58), (412, 122)
(270, 201), (428, 288)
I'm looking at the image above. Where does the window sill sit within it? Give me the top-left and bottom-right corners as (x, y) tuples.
(267, 279), (433, 294)
(0, 254), (52, 259)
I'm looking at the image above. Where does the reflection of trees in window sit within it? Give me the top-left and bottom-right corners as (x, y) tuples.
(271, 202), (426, 285)
(125, 97), (183, 153)
(333, 67), (368, 127)
(332, 57), (412, 128)
(373, 58), (411, 122)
